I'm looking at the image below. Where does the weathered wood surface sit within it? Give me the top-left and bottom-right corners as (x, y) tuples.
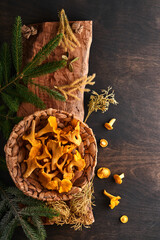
(0, 0), (160, 240)
(17, 21), (92, 121)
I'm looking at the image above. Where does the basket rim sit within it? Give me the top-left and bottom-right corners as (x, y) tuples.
(5, 108), (97, 202)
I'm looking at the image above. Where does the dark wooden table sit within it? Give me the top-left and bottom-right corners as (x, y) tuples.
(0, 0), (160, 239)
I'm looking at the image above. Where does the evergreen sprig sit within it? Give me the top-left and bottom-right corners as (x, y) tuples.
(30, 81), (66, 101)
(0, 43), (11, 83)
(0, 16), (67, 140)
(12, 16), (22, 74)
(23, 33), (64, 73)
(23, 60), (66, 78)
(0, 183), (58, 240)
(15, 84), (46, 109)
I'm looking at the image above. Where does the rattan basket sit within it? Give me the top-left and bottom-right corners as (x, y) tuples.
(5, 108), (97, 202)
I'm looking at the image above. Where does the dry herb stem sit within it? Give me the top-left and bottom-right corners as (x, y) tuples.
(47, 182), (94, 230)
(54, 73), (96, 100)
(58, 9), (81, 51)
(84, 87), (118, 123)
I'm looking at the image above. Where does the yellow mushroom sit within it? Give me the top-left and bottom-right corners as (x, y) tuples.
(38, 168), (60, 190)
(56, 154), (68, 173)
(23, 120), (41, 147)
(45, 177), (61, 190)
(120, 215), (128, 223)
(104, 118), (116, 130)
(59, 179), (72, 193)
(97, 167), (111, 179)
(43, 162), (51, 174)
(47, 140), (64, 171)
(63, 168), (74, 180)
(100, 139), (108, 147)
(61, 121), (82, 146)
(113, 173), (125, 184)
(67, 150), (86, 173)
(36, 116), (58, 137)
(63, 144), (76, 154)
(103, 190), (121, 209)
(36, 137), (51, 160)
(23, 145), (43, 178)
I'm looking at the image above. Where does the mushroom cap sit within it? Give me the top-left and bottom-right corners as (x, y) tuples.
(113, 174), (122, 184)
(109, 196), (121, 209)
(100, 139), (108, 147)
(97, 167), (111, 179)
(59, 179), (72, 193)
(120, 215), (128, 223)
(104, 123), (113, 130)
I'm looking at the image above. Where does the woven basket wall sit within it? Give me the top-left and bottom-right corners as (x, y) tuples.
(5, 108), (97, 202)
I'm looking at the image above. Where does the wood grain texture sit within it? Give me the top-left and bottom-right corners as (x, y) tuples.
(17, 21), (92, 121)
(0, 0), (160, 240)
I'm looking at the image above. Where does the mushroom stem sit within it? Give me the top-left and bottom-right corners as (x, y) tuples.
(103, 190), (121, 209)
(109, 118), (116, 127)
(103, 190), (115, 199)
(119, 173), (125, 179)
(104, 118), (116, 130)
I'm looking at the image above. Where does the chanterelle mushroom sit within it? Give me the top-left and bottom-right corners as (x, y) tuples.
(38, 168), (60, 190)
(100, 139), (108, 147)
(104, 118), (116, 130)
(59, 179), (72, 193)
(23, 120), (41, 147)
(36, 116), (58, 137)
(103, 190), (121, 209)
(47, 140), (64, 171)
(113, 173), (125, 184)
(97, 167), (111, 179)
(61, 121), (82, 146)
(120, 215), (128, 223)
(36, 137), (51, 160)
(23, 145), (42, 178)
(67, 150), (86, 172)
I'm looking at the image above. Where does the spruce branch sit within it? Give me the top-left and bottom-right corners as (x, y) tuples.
(0, 33), (63, 94)
(23, 33), (63, 74)
(30, 81), (66, 101)
(23, 60), (66, 78)
(0, 183), (58, 240)
(1, 92), (19, 112)
(0, 75), (21, 93)
(15, 83), (46, 109)
(0, 43), (11, 84)
(0, 211), (13, 231)
(32, 216), (46, 240)
(12, 16), (22, 74)
(0, 218), (18, 240)
(0, 200), (6, 219)
(21, 206), (58, 219)
(0, 16), (66, 141)
(20, 218), (44, 240)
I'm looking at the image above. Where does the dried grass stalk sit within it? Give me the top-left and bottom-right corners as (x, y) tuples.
(54, 74), (96, 100)
(46, 181), (95, 230)
(57, 9), (81, 51)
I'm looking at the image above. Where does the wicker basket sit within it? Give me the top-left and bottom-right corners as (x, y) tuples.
(5, 108), (97, 202)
